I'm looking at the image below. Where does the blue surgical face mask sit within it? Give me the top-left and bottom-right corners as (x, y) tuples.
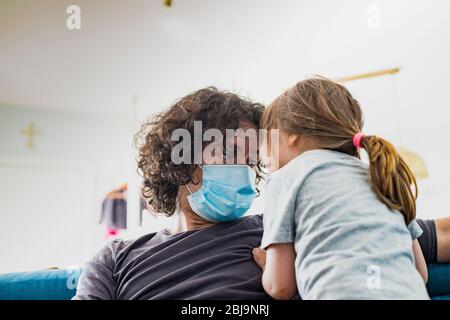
(186, 165), (257, 222)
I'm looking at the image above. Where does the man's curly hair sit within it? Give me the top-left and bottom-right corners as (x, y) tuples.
(135, 87), (265, 217)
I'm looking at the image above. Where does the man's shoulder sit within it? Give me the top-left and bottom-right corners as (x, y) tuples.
(241, 214), (263, 228)
(192, 214), (263, 237)
(95, 232), (158, 262)
(106, 215), (263, 256)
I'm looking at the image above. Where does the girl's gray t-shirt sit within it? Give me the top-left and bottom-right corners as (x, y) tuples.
(261, 149), (429, 300)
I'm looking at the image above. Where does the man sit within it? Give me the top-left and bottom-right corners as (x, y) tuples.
(74, 87), (270, 299)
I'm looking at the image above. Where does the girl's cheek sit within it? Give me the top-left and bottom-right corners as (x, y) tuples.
(269, 143), (280, 171)
(267, 162), (279, 174)
(259, 141), (270, 166)
(258, 147), (278, 173)
(266, 154), (281, 174)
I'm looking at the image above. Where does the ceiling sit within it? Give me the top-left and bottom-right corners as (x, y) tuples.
(1, 0), (450, 118)
(0, 0), (225, 114)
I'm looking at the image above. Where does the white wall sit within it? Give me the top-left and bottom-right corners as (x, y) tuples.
(0, 105), (136, 272)
(0, 155), (96, 272)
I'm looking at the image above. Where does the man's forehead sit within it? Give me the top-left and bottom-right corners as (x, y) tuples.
(238, 121), (259, 131)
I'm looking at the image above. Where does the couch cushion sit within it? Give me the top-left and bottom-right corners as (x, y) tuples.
(0, 268), (81, 300)
(426, 263), (450, 297)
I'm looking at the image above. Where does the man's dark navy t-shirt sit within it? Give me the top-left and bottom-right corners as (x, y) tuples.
(73, 215), (270, 300)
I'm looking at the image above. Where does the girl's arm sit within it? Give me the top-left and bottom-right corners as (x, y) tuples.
(253, 243), (297, 300)
(413, 239), (428, 283)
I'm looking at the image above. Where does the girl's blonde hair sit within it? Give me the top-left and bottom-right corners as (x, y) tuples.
(262, 77), (417, 224)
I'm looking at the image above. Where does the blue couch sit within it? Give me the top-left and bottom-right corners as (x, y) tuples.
(426, 263), (450, 300)
(0, 268), (81, 300)
(1, 264), (449, 300)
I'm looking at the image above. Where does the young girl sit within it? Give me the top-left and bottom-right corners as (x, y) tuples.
(253, 77), (429, 300)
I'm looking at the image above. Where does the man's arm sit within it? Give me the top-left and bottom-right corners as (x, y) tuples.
(436, 217), (450, 262)
(72, 241), (119, 300)
(417, 217), (450, 264)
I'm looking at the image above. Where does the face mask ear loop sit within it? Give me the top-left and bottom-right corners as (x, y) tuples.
(186, 165), (203, 195)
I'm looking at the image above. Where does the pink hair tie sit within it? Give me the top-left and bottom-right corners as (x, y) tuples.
(353, 132), (365, 148)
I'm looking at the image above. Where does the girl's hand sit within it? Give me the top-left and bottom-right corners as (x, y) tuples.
(252, 247), (267, 271)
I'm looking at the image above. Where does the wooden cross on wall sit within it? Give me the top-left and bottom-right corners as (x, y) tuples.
(21, 123), (40, 149)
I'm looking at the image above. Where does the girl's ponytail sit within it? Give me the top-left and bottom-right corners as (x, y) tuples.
(359, 135), (418, 225)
